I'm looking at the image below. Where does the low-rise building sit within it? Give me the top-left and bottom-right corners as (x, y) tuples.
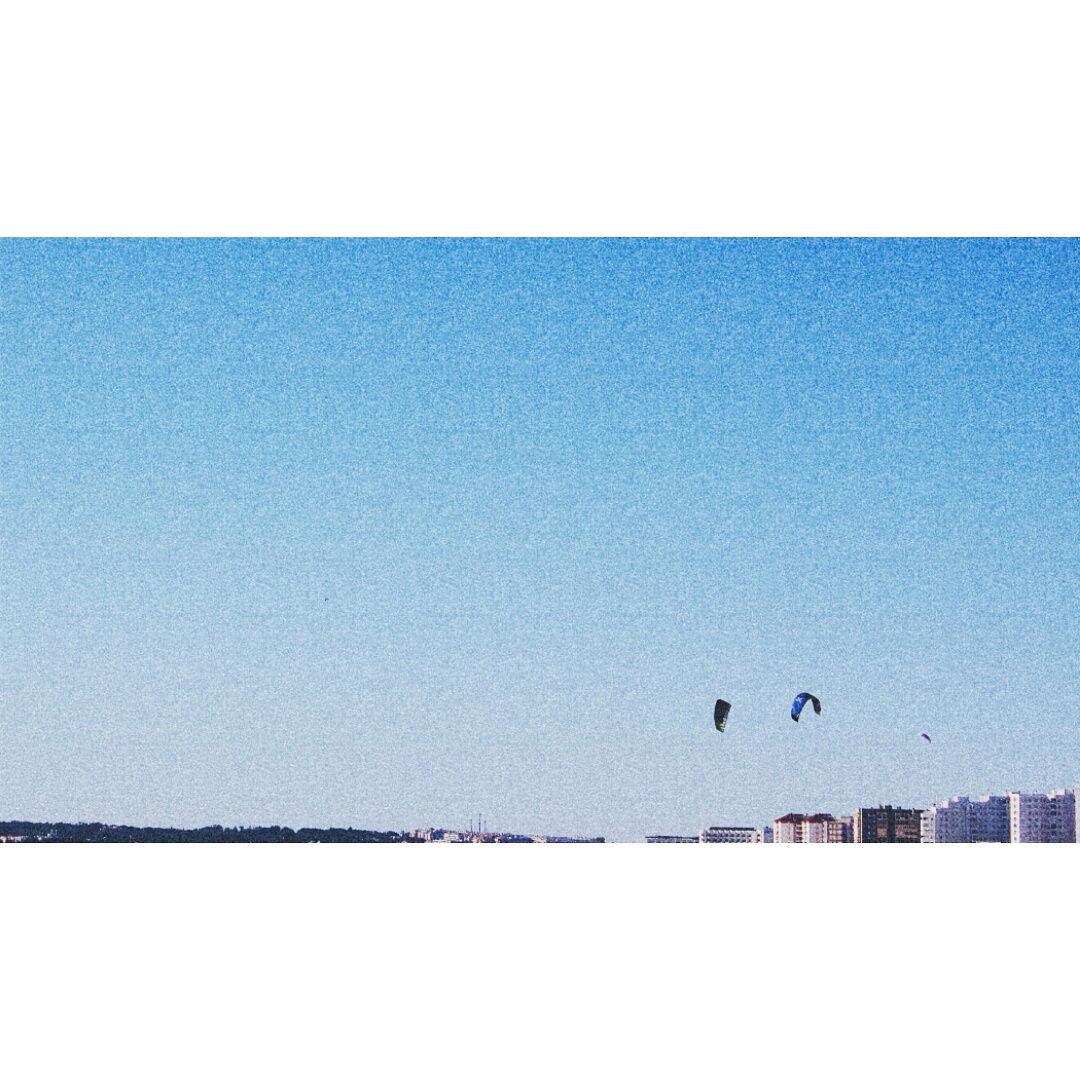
(646, 835), (699, 843)
(531, 835), (605, 843)
(700, 826), (760, 843)
(410, 827), (604, 843)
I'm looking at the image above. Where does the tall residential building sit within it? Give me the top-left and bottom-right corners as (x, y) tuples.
(700, 826), (760, 843)
(921, 795), (1010, 843)
(854, 805), (923, 843)
(772, 813), (852, 843)
(1008, 789), (1076, 843)
(773, 813), (802, 843)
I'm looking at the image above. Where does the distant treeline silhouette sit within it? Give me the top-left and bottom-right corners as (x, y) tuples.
(0, 822), (418, 843)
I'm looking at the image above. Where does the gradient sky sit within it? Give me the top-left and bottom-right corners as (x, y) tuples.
(1, 239), (1077, 839)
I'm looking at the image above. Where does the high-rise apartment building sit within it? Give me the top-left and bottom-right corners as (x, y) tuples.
(772, 813), (852, 843)
(1008, 789), (1076, 843)
(921, 795), (1009, 843)
(854, 805), (922, 843)
(773, 813), (802, 843)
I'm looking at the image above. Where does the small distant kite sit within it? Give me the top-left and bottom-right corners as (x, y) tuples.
(714, 699), (731, 733)
(921, 733), (932, 743)
(790, 692), (822, 722)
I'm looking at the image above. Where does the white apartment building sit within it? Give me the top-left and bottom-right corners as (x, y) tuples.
(922, 795), (1010, 843)
(773, 814), (802, 843)
(772, 813), (852, 843)
(700, 826), (760, 843)
(1008, 789), (1076, 843)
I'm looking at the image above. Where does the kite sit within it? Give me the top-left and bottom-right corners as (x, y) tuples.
(921, 733), (932, 743)
(714, 699), (731, 733)
(790, 692), (822, 722)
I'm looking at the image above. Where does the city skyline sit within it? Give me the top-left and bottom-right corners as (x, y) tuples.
(2, 239), (1077, 841)
(3, 775), (1076, 843)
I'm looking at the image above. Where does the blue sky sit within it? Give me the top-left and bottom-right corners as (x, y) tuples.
(1, 239), (1077, 839)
